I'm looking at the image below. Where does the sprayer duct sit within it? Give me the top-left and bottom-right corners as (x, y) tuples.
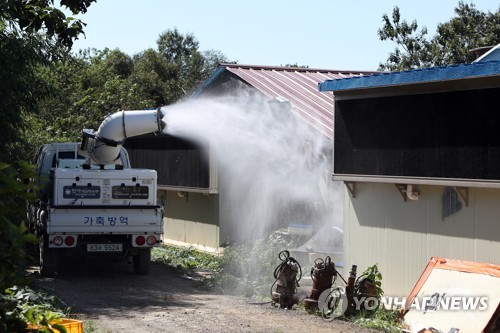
(82, 108), (166, 165)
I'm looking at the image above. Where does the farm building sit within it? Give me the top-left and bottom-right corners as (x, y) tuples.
(318, 60), (500, 297)
(124, 64), (377, 253)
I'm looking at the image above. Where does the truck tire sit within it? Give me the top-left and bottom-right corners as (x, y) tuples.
(133, 248), (151, 275)
(40, 243), (57, 277)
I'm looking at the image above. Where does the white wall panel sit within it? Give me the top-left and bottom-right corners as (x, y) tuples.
(344, 183), (500, 296)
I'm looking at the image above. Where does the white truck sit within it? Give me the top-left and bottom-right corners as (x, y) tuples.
(28, 109), (166, 275)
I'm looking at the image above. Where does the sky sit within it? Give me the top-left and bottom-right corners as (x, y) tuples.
(70, 0), (499, 71)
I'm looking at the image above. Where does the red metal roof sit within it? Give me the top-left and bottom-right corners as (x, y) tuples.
(219, 64), (378, 139)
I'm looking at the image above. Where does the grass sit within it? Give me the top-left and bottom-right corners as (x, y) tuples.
(151, 245), (224, 273)
(348, 308), (407, 332)
(152, 230), (302, 298)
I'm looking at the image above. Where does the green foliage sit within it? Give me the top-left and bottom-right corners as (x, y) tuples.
(210, 232), (299, 298)
(281, 63), (309, 68)
(0, 163), (67, 331)
(0, 29), (50, 160)
(356, 263), (383, 299)
(0, 0), (96, 160)
(0, 162), (38, 291)
(433, 2), (500, 65)
(350, 307), (404, 333)
(131, 49), (175, 106)
(0, 286), (69, 333)
(340, 264), (408, 332)
(378, 1), (500, 70)
(1, 0), (96, 48)
(153, 231), (300, 298)
(20, 28), (229, 157)
(152, 245), (223, 273)
(378, 6), (433, 70)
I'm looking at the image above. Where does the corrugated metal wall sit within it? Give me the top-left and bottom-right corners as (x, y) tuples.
(125, 134), (210, 189)
(162, 190), (220, 251)
(343, 183), (500, 296)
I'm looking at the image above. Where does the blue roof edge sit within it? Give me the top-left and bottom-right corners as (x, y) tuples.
(192, 65), (227, 96)
(318, 61), (500, 92)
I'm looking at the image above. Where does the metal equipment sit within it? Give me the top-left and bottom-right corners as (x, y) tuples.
(271, 250), (302, 308)
(303, 256), (336, 310)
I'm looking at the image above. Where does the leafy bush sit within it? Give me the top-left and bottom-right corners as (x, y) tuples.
(0, 162), (67, 332)
(0, 162), (38, 290)
(351, 307), (404, 332)
(152, 245), (223, 273)
(0, 286), (69, 333)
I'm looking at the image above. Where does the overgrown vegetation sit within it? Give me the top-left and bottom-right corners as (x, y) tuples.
(0, 162), (38, 291)
(152, 231), (302, 298)
(350, 308), (403, 332)
(0, 286), (70, 333)
(0, 162), (73, 332)
(152, 245), (224, 276)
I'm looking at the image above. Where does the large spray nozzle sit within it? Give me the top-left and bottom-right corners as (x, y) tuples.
(157, 107), (167, 132)
(81, 108), (168, 166)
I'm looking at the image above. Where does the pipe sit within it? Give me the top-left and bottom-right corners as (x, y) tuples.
(405, 184), (419, 201)
(81, 108), (166, 165)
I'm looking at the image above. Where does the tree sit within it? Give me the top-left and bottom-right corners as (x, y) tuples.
(377, 6), (433, 70)
(23, 48), (153, 154)
(132, 49), (174, 106)
(378, 1), (500, 71)
(0, 29), (49, 160)
(0, 0), (96, 295)
(20, 29), (230, 160)
(282, 63), (310, 68)
(1, 0), (96, 48)
(155, 28), (228, 100)
(433, 2), (500, 65)
(0, 0), (97, 160)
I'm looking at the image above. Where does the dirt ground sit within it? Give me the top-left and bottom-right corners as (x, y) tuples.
(29, 259), (375, 333)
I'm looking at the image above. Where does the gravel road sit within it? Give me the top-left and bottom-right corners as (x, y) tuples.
(30, 258), (374, 333)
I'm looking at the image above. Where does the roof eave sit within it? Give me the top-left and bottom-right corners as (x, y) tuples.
(319, 61), (500, 100)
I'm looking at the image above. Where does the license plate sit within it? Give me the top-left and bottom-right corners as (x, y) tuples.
(87, 243), (123, 252)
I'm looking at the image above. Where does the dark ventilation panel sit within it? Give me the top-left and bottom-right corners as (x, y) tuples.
(124, 134), (210, 189)
(334, 88), (500, 181)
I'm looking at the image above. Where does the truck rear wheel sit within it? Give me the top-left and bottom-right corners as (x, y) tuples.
(39, 243), (58, 277)
(133, 248), (151, 275)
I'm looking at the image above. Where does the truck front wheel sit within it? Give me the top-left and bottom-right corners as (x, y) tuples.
(133, 248), (151, 275)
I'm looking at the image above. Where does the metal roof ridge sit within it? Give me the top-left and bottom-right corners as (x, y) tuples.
(219, 63), (379, 75)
